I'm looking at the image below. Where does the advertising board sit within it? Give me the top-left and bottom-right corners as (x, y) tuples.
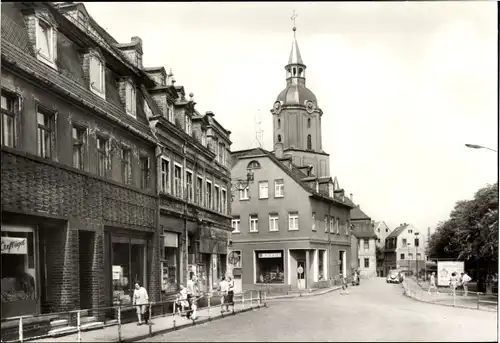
(437, 261), (464, 286)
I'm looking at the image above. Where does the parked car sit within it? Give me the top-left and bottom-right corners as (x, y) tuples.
(386, 270), (402, 284)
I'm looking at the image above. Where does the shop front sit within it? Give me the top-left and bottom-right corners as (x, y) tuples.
(161, 231), (180, 295)
(255, 250), (285, 284)
(1, 224), (39, 319)
(197, 225), (229, 294)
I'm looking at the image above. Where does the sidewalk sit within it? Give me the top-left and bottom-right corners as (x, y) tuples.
(31, 301), (260, 343)
(403, 278), (497, 312)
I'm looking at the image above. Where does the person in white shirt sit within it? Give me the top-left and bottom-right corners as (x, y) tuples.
(227, 276), (235, 309)
(461, 272), (472, 296)
(133, 282), (149, 325)
(428, 272), (439, 295)
(218, 277), (229, 313)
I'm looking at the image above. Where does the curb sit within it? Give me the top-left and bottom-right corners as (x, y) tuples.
(265, 286), (343, 301)
(121, 305), (265, 342)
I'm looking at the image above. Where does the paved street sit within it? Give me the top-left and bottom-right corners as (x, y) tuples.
(141, 278), (498, 342)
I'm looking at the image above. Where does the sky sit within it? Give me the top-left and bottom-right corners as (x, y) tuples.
(83, 1), (498, 234)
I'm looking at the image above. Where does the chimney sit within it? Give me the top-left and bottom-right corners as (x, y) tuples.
(131, 36), (142, 46)
(350, 193), (353, 202)
(274, 142), (284, 159)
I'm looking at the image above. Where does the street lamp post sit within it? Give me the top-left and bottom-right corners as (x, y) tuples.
(415, 232), (420, 279)
(465, 144), (497, 152)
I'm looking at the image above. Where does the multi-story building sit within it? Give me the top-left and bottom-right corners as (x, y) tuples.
(384, 223), (427, 276)
(373, 221), (391, 276)
(229, 24), (355, 293)
(350, 205), (377, 278)
(0, 1), (232, 333)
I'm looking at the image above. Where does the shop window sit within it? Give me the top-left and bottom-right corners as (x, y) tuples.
(1, 226), (38, 318)
(161, 232), (179, 293)
(255, 251), (284, 284)
(111, 236), (146, 305)
(318, 250), (325, 281)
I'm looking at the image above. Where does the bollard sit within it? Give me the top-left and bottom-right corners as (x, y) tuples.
(117, 306), (122, 342)
(77, 310), (81, 343)
(18, 317), (23, 343)
(148, 302), (153, 336)
(208, 295), (211, 320)
(477, 292), (480, 310)
(173, 301), (177, 330)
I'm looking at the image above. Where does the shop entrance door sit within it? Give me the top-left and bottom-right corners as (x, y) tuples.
(79, 231), (94, 311)
(297, 260), (306, 289)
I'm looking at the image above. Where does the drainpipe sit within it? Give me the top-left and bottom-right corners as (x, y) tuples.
(182, 142), (189, 285)
(328, 202), (332, 282)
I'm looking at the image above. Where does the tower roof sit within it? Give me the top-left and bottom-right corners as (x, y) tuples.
(288, 38), (304, 66)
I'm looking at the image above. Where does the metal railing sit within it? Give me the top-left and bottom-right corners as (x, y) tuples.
(1, 290), (266, 343)
(402, 278), (498, 311)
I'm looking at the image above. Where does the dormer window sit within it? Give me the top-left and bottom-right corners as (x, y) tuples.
(185, 115), (192, 135)
(166, 103), (174, 123)
(201, 131), (207, 146)
(89, 55), (105, 98)
(328, 183), (334, 197)
(125, 81), (136, 117)
(36, 18), (55, 67)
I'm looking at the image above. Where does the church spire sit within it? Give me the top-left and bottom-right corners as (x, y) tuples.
(288, 10), (304, 65)
(286, 10), (306, 85)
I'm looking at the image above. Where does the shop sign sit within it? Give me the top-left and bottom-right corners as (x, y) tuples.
(258, 252), (281, 259)
(112, 266), (122, 280)
(1, 237), (27, 254)
(163, 232), (178, 248)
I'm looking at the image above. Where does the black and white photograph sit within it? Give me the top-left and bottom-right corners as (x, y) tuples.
(0, 1), (498, 342)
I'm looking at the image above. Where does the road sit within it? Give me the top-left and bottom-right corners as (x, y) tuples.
(140, 278), (498, 342)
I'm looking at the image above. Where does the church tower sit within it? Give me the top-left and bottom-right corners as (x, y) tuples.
(271, 12), (330, 177)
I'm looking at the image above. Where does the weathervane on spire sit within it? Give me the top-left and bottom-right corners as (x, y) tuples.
(291, 10), (298, 37)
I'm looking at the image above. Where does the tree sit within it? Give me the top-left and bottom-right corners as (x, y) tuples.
(427, 183), (498, 275)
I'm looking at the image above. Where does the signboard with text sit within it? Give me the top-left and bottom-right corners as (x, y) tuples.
(258, 252), (282, 259)
(437, 261), (464, 286)
(1, 237), (28, 254)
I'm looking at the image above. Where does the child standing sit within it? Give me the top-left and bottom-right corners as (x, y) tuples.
(340, 274), (349, 295)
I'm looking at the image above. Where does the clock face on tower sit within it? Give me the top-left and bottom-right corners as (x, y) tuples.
(273, 101), (281, 113)
(306, 101), (315, 114)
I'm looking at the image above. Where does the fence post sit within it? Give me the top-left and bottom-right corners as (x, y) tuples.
(208, 295), (211, 320)
(117, 306), (122, 342)
(250, 291), (253, 308)
(453, 291), (456, 307)
(173, 301), (177, 330)
(148, 302), (153, 336)
(477, 292), (480, 310)
(258, 290), (262, 307)
(18, 317), (23, 343)
(77, 310), (81, 343)
(242, 293), (245, 309)
(264, 291), (267, 307)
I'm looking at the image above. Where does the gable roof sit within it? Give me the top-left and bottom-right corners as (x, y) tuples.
(373, 221), (390, 232)
(386, 224), (409, 239)
(352, 226), (378, 239)
(231, 147), (354, 209)
(351, 206), (371, 220)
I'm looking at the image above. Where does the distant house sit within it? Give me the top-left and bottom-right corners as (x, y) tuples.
(350, 205), (377, 278)
(373, 221), (391, 277)
(384, 223), (427, 276)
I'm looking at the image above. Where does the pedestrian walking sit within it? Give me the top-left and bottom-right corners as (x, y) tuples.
(218, 276), (229, 313)
(461, 272), (472, 296)
(186, 274), (197, 320)
(449, 272), (459, 297)
(227, 276), (235, 309)
(340, 274), (349, 295)
(133, 282), (149, 325)
(428, 272), (439, 294)
(176, 285), (189, 315)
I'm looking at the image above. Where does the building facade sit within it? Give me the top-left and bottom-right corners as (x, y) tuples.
(373, 221), (391, 276)
(229, 24), (355, 293)
(0, 1), (232, 330)
(384, 223), (427, 276)
(350, 206), (377, 278)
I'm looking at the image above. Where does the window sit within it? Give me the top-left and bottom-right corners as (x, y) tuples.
(167, 104), (174, 123)
(122, 148), (131, 184)
(363, 239), (369, 250)
(408, 229), (413, 234)
(185, 115), (192, 136)
(312, 212), (316, 231)
(239, 187), (249, 200)
(364, 258), (369, 268)
(96, 136), (109, 177)
(277, 118), (281, 129)
(201, 131), (207, 146)
(161, 232), (179, 293)
(174, 164), (182, 197)
(255, 251), (284, 284)
(307, 118), (311, 128)
(259, 181), (269, 199)
(345, 221), (350, 235)
(206, 181), (212, 208)
(377, 238), (381, 243)
(221, 189), (227, 214)
(386, 229), (388, 233)
(37, 109), (54, 160)
(231, 217), (240, 233)
(274, 179), (284, 198)
(196, 176), (203, 205)
(336, 218), (340, 234)
(160, 158), (170, 193)
(417, 253), (421, 260)
(288, 212), (299, 231)
(324, 216), (328, 232)
(72, 126), (86, 170)
(249, 215), (259, 233)
(329, 218), (334, 233)
(214, 185), (220, 211)
(377, 228), (380, 232)
(89, 55), (105, 97)
(139, 157), (149, 189)
(402, 238), (407, 246)
(125, 81), (136, 117)
(415, 238), (419, 247)
(400, 253), (405, 260)
(307, 134), (312, 150)
(277, 134), (282, 142)
(1, 92), (16, 147)
(269, 214), (279, 232)
(36, 19), (55, 65)
(328, 184), (333, 197)
(247, 160), (261, 169)
(408, 253), (413, 260)
(186, 170), (193, 202)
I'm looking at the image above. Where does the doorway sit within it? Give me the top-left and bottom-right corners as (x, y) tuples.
(339, 251), (346, 276)
(297, 260), (306, 289)
(79, 231), (94, 310)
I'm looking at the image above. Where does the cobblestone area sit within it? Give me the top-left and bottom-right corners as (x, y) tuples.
(142, 278), (498, 342)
